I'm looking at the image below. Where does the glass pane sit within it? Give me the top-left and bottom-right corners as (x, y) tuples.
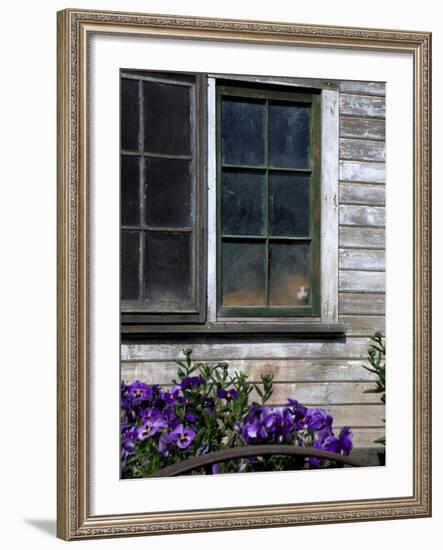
(144, 158), (192, 228)
(222, 170), (265, 236)
(268, 102), (310, 169)
(143, 81), (191, 156)
(144, 232), (192, 306)
(269, 172), (310, 237)
(222, 241), (265, 306)
(121, 155), (140, 226)
(121, 78), (140, 151)
(269, 243), (310, 306)
(121, 231), (140, 300)
(221, 97), (265, 166)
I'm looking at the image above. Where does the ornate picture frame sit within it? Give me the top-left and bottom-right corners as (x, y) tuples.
(57, 8), (431, 540)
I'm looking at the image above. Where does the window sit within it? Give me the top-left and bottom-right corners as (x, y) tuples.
(216, 84), (321, 317)
(120, 71), (206, 323)
(121, 71), (341, 333)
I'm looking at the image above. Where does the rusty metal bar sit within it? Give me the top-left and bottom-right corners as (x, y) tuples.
(148, 445), (361, 477)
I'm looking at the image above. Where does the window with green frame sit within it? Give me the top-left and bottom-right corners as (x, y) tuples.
(216, 84), (321, 318)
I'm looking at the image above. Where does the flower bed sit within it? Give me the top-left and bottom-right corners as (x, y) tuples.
(121, 349), (353, 478)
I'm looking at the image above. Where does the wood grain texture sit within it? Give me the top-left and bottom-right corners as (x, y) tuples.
(340, 94), (385, 118)
(340, 116), (385, 140)
(339, 226), (385, 249)
(340, 138), (385, 162)
(121, 358), (378, 384)
(339, 81), (385, 96)
(338, 293), (385, 315)
(339, 270), (385, 292)
(340, 161), (385, 184)
(121, 337), (373, 362)
(339, 315), (384, 335)
(340, 205), (385, 227)
(339, 248), (385, 271)
(339, 182), (385, 206)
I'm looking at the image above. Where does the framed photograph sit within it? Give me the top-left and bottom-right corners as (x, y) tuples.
(57, 8), (431, 540)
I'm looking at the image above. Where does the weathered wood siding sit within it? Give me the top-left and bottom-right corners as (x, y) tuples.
(121, 79), (386, 455)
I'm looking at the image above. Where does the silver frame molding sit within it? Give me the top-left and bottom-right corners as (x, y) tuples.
(57, 8), (432, 540)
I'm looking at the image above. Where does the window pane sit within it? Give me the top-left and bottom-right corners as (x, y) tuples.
(269, 242), (310, 306)
(121, 155), (140, 226)
(269, 173), (310, 237)
(144, 158), (192, 228)
(222, 241), (266, 306)
(121, 231), (140, 300)
(221, 97), (265, 166)
(143, 81), (191, 156)
(268, 102), (310, 169)
(121, 79), (139, 151)
(222, 170), (265, 236)
(144, 232), (192, 306)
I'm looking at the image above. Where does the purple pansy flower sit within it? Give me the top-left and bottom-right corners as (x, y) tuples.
(305, 408), (333, 431)
(241, 419), (268, 444)
(140, 406), (161, 422)
(121, 424), (139, 453)
(217, 388), (238, 401)
(158, 432), (172, 455)
(138, 415), (168, 440)
(263, 407), (294, 437)
(161, 384), (181, 405)
(287, 398), (308, 428)
(337, 427), (353, 455)
(181, 376), (205, 390)
(126, 380), (153, 404)
(170, 424), (196, 449)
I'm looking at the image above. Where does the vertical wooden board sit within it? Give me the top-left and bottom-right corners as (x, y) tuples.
(339, 249), (385, 271)
(339, 81), (386, 96)
(339, 270), (385, 292)
(340, 116), (385, 140)
(339, 226), (385, 249)
(340, 94), (385, 118)
(321, 89), (339, 323)
(339, 182), (385, 206)
(340, 161), (385, 183)
(340, 205), (385, 227)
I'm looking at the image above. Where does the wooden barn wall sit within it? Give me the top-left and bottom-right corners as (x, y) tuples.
(121, 80), (386, 450)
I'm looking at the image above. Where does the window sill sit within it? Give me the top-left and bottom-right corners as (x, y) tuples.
(121, 322), (346, 338)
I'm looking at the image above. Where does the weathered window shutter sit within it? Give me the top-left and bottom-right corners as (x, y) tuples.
(120, 71), (206, 324)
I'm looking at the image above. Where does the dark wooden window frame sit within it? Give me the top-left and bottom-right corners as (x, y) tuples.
(120, 71), (207, 325)
(216, 84), (321, 318)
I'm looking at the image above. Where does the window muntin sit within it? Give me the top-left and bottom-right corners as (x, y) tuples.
(120, 71), (206, 321)
(216, 85), (321, 317)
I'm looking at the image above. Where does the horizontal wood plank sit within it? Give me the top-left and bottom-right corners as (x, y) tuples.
(339, 182), (385, 206)
(339, 81), (386, 96)
(340, 94), (385, 118)
(121, 358), (378, 384)
(339, 249), (385, 271)
(340, 161), (385, 183)
(339, 293), (385, 315)
(339, 315), (385, 336)
(343, 428), (385, 448)
(339, 270), (385, 292)
(250, 381), (380, 405)
(121, 337), (373, 362)
(340, 205), (385, 227)
(340, 116), (385, 140)
(339, 226), (385, 249)
(340, 138), (385, 162)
